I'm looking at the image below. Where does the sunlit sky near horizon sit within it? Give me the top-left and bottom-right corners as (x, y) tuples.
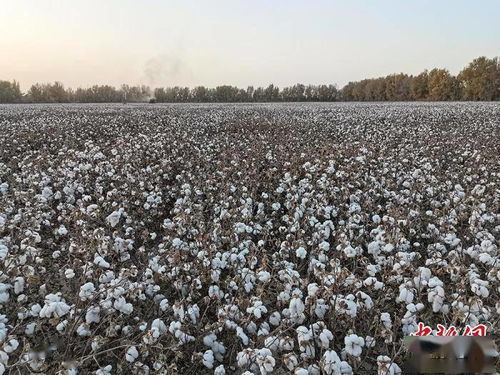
(1, 0), (499, 91)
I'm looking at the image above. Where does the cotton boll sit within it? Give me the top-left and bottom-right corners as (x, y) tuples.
(321, 350), (342, 375)
(57, 225), (68, 236)
(377, 355), (402, 375)
(113, 297), (133, 314)
(125, 346), (139, 363)
(258, 271), (271, 282)
(3, 339), (19, 353)
(256, 348), (275, 374)
(94, 255), (110, 268)
(85, 307), (101, 324)
(14, 277), (25, 295)
(65, 269), (75, 279)
(269, 312), (281, 326)
(283, 353), (299, 371)
(344, 334), (364, 357)
(95, 365), (112, 375)
(106, 209), (123, 227)
(79, 282), (95, 301)
(77, 324), (91, 336)
(343, 246), (356, 258)
(236, 326), (249, 345)
(296, 247), (307, 259)
(214, 365), (226, 375)
(202, 350), (214, 369)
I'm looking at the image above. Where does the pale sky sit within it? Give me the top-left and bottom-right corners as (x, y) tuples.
(1, 0), (499, 91)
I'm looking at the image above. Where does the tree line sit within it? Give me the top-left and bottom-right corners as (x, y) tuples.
(1, 56), (499, 103)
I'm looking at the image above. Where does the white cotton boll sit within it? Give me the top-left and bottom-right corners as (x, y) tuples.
(377, 355), (402, 375)
(94, 255), (110, 268)
(173, 304), (185, 320)
(256, 348), (275, 374)
(0, 243), (7, 260)
(258, 271), (271, 282)
(365, 336), (375, 348)
(372, 215), (381, 224)
(159, 299), (169, 312)
(79, 282), (95, 301)
(279, 336), (294, 351)
(397, 285), (414, 304)
(283, 353), (299, 371)
(202, 350), (214, 369)
(25, 322), (37, 335)
(3, 339), (19, 353)
(319, 328), (334, 348)
(321, 350), (342, 375)
(113, 297), (133, 314)
(264, 336), (279, 352)
(65, 269), (75, 279)
(319, 241), (330, 251)
(344, 334), (364, 357)
(343, 246), (356, 258)
(0, 350), (7, 364)
(125, 346), (139, 362)
(340, 360), (353, 374)
(258, 322), (270, 336)
(289, 296), (305, 323)
(77, 324), (91, 336)
(0, 285), (9, 304)
(39, 294), (71, 318)
(214, 365), (226, 375)
(95, 365), (112, 375)
(246, 300), (267, 319)
(203, 333), (217, 347)
(236, 349), (254, 368)
(272, 202), (281, 211)
(106, 209), (122, 227)
(296, 247), (307, 259)
(471, 279), (489, 298)
(294, 368), (308, 375)
(380, 312), (392, 329)
(56, 320), (68, 332)
(269, 312), (281, 326)
(236, 326), (249, 345)
(479, 253), (494, 265)
(85, 307), (101, 324)
(14, 277), (25, 294)
(57, 225), (68, 236)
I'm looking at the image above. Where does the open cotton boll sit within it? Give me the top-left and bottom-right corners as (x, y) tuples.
(321, 350), (342, 375)
(344, 334), (364, 357)
(65, 269), (75, 279)
(296, 247), (307, 259)
(79, 282), (95, 301)
(113, 297), (133, 314)
(125, 346), (139, 362)
(202, 349), (214, 369)
(39, 294), (71, 318)
(106, 208), (123, 227)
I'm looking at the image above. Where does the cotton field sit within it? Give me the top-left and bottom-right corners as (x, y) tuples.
(0, 102), (498, 374)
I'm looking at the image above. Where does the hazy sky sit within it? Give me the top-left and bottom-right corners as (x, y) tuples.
(1, 0), (499, 90)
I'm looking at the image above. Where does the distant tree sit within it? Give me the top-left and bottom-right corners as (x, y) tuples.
(427, 69), (460, 101)
(411, 70), (429, 100)
(458, 56), (500, 100)
(0, 80), (22, 103)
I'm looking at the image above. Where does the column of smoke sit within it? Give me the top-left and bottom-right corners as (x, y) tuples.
(143, 55), (184, 101)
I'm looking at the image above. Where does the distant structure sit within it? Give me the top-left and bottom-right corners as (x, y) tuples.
(149, 98), (157, 104)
